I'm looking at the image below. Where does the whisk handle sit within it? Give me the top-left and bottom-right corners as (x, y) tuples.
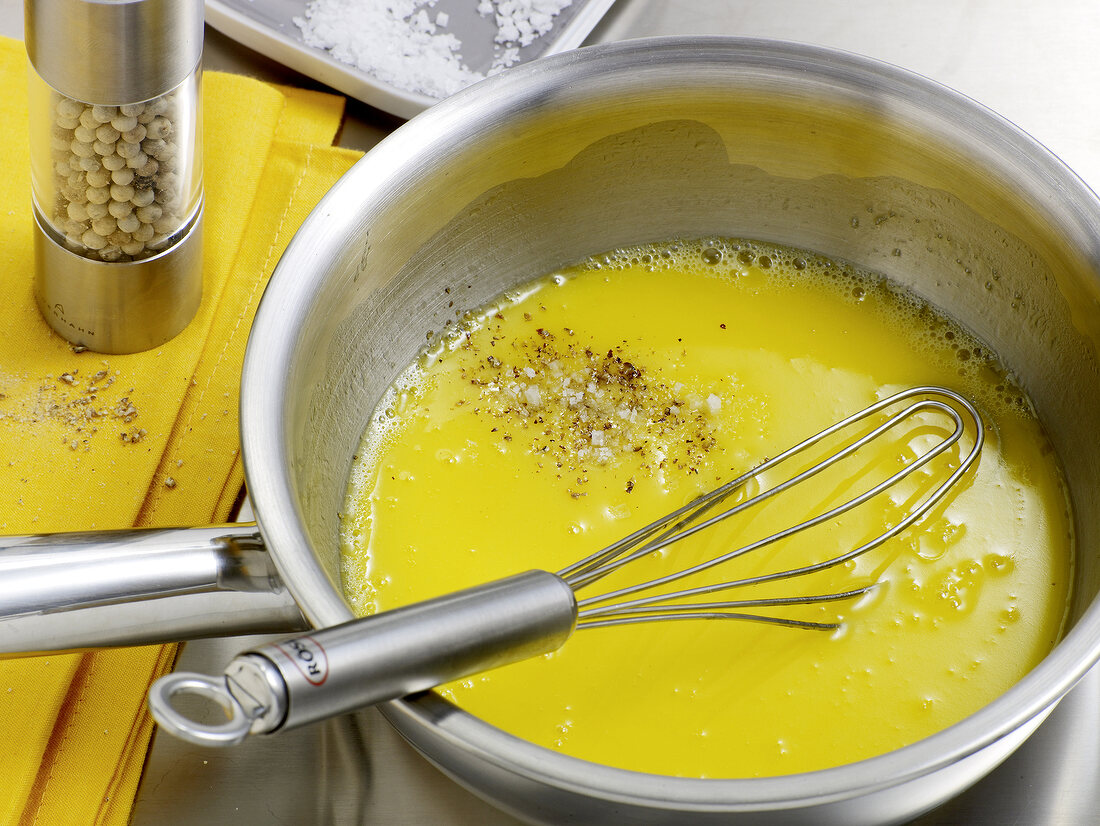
(148, 570), (578, 746)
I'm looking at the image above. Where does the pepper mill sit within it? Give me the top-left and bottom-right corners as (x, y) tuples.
(24, 0), (204, 353)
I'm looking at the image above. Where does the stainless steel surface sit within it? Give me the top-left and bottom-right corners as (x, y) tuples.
(153, 570), (577, 741)
(24, 0), (203, 103)
(0, 524), (306, 651)
(31, 208), (204, 352)
(134, 640), (1100, 824)
(224, 33), (1100, 823)
(1, 1), (1099, 823)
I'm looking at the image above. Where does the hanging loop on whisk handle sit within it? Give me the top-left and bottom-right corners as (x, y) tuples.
(149, 570), (578, 746)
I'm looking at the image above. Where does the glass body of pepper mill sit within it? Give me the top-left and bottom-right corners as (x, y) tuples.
(25, 0), (204, 353)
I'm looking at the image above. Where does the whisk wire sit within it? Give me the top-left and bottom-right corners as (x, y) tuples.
(565, 398), (960, 593)
(560, 387), (984, 630)
(577, 586), (877, 631)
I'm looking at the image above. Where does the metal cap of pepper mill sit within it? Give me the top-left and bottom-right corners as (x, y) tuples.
(25, 0), (205, 354)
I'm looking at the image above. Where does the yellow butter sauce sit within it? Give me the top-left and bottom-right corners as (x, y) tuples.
(340, 239), (1073, 778)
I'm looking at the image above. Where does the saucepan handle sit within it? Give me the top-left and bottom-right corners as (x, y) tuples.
(0, 523), (308, 654)
(147, 570), (578, 746)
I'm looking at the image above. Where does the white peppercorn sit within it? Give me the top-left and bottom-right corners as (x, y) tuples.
(45, 90), (190, 262)
(86, 168), (110, 188)
(155, 171), (179, 198)
(115, 139), (141, 159)
(125, 150), (148, 170)
(110, 183), (135, 202)
(136, 203), (162, 224)
(108, 199), (133, 219)
(57, 97), (83, 119)
(91, 104), (117, 123)
(130, 187), (155, 208)
(117, 212), (141, 233)
(81, 229), (107, 249)
(153, 141), (176, 163)
(121, 124), (146, 143)
(91, 215), (117, 236)
(95, 123), (120, 143)
(70, 139), (95, 158)
(142, 138), (166, 158)
(145, 117), (172, 139)
(86, 185), (111, 205)
(110, 114), (138, 132)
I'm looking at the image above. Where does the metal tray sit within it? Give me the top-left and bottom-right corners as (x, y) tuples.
(204, 0), (616, 119)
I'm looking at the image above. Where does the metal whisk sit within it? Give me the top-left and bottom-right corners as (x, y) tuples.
(149, 386), (983, 746)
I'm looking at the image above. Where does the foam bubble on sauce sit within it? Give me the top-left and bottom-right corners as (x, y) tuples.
(575, 238), (1038, 423)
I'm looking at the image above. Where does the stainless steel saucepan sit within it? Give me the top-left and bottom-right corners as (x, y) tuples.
(3, 38), (1100, 825)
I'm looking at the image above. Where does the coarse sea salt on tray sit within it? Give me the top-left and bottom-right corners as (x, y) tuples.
(293, 0), (574, 100)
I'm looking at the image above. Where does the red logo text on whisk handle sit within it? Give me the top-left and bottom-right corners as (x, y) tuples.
(276, 636), (329, 686)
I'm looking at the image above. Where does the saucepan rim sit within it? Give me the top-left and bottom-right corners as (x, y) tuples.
(241, 35), (1100, 810)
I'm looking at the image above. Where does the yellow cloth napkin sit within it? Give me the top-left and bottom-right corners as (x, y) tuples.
(0, 36), (362, 825)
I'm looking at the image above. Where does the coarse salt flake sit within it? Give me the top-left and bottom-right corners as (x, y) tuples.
(294, 0), (483, 99)
(294, 0), (576, 100)
(483, 0), (572, 47)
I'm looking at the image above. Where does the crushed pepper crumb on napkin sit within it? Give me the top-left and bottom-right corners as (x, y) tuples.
(0, 35), (361, 825)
